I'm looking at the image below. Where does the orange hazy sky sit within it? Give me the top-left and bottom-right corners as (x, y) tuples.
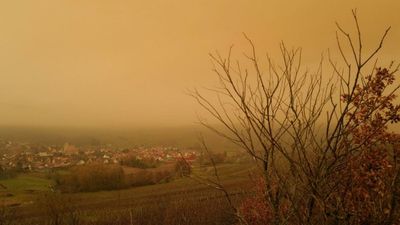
(0, 0), (399, 127)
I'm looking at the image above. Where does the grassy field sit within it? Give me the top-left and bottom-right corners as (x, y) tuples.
(0, 173), (53, 206)
(1, 162), (256, 224)
(1, 174), (52, 192)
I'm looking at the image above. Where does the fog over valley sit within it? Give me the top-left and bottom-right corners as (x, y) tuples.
(0, 0), (399, 127)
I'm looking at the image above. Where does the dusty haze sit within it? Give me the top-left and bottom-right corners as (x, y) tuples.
(0, 0), (399, 127)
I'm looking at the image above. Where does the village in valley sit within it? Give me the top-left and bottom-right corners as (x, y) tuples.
(0, 140), (199, 171)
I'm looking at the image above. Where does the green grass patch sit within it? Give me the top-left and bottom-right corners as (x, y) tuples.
(0, 173), (53, 193)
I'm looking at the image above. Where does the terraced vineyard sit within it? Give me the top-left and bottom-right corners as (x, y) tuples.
(1, 162), (256, 225)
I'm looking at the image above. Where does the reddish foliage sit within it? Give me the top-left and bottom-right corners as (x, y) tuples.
(343, 68), (400, 146)
(238, 178), (273, 225)
(329, 67), (400, 224)
(239, 196), (273, 225)
(238, 178), (290, 225)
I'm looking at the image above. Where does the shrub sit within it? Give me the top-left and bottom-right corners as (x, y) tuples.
(125, 169), (173, 187)
(57, 163), (126, 192)
(120, 154), (158, 169)
(174, 159), (191, 177)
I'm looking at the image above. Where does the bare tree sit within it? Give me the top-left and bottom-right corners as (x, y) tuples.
(191, 10), (400, 225)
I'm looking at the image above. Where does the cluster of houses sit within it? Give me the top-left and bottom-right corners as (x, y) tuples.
(0, 140), (198, 171)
